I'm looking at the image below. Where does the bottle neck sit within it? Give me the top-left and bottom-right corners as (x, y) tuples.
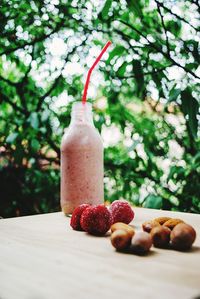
(70, 102), (94, 126)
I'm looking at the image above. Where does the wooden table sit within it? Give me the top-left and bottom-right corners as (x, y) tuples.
(0, 208), (200, 299)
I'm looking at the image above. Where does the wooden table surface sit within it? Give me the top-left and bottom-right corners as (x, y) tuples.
(0, 207), (200, 299)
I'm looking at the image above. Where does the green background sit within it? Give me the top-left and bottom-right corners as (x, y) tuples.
(0, 0), (199, 217)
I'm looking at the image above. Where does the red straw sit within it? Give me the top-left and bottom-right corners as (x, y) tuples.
(82, 41), (111, 104)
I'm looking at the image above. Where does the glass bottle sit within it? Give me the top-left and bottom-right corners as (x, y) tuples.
(60, 102), (104, 215)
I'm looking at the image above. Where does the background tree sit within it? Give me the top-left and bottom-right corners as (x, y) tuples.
(0, 0), (199, 217)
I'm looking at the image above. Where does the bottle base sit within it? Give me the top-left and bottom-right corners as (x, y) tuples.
(61, 198), (104, 216)
(64, 213), (72, 218)
(61, 203), (74, 216)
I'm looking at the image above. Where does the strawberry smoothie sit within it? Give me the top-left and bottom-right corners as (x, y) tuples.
(61, 102), (104, 215)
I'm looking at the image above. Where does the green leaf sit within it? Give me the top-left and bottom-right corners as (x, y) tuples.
(29, 112), (39, 129)
(6, 132), (18, 143)
(41, 110), (50, 122)
(185, 63), (198, 70)
(100, 0), (112, 19)
(133, 60), (144, 85)
(169, 88), (181, 102)
(107, 46), (126, 64)
(167, 166), (185, 182)
(181, 88), (199, 138)
(117, 62), (129, 77)
(128, 1), (143, 18)
(93, 40), (104, 47)
(143, 195), (163, 209)
(151, 72), (165, 98)
(31, 139), (40, 152)
(13, 144), (24, 164)
(166, 20), (182, 37)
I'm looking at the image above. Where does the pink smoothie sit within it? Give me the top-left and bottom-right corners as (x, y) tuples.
(60, 102), (104, 215)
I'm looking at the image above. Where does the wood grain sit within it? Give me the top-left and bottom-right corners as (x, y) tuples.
(0, 208), (200, 299)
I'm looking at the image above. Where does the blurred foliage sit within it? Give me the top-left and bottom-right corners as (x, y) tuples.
(0, 0), (199, 217)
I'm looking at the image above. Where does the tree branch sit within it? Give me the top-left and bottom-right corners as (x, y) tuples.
(108, 65), (172, 79)
(0, 19), (65, 56)
(155, 0), (170, 55)
(155, 1), (199, 31)
(190, 0), (200, 14)
(36, 36), (88, 111)
(0, 92), (28, 116)
(118, 20), (200, 80)
(0, 45), (34, 88)
(36, 49), (76, 111)
(113, 28), (142, 56)
(0, 75), (18, 87)
(20, 45), (35, 84)
(14, 45), (36, 111)
(0, 74), (29, 113)
(0, 93), (60, 158)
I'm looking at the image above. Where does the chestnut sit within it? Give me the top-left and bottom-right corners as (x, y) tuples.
(170, 223), (196, 251)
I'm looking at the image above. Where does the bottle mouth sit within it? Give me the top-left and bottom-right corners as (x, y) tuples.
(71, 101), (93, 125)
(72, 101), (92, 112)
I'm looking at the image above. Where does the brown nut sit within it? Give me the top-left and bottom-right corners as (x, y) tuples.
(110, 229), (132, 251)
(142, 220), (161, 233)
(163, 218), (184, 230)
(111, 222), (135, 238)
(170, 223), (196, 251)
(151, 226), (171, 248)
(153, 217), (171, 225)
(130, 231), (152, 255)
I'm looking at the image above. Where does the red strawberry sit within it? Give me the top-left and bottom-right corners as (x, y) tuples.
(80, 205), (112, 235)
(70, 204), (91, 231)
(110, 200), (134, 224)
